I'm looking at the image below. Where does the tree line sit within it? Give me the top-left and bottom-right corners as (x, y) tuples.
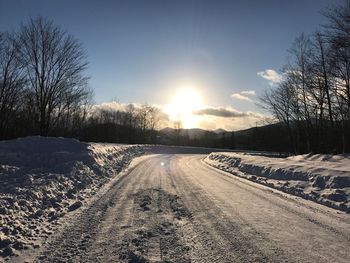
(80, 104), (161, 144)
(0, 16), (161, 143)
(260, 0), (350, 154)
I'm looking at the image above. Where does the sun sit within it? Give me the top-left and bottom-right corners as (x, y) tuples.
(164, 87), (203, 128)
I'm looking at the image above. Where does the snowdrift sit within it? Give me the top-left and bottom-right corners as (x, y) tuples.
(205, 152), (350, 213)
(0, 137), (143, 258)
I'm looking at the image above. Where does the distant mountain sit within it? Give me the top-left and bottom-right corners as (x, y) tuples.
(159, 124), (282, 139)
(158, 122), (289, 152)
(214, 128), (228, 134)
(234, 123), (279, 136)
(159, 127), (208, 139)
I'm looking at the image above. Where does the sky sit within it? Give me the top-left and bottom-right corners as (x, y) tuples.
(0, 0), (343, 131)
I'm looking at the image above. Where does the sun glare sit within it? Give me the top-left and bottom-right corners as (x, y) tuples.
(164, 87), (203, 128)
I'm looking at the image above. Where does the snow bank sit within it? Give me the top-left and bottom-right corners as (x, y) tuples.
(0, 137), (143, 258)
(205, 152), (350, 213)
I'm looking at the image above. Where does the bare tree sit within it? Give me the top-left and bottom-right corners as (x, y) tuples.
(287, 34), (315, 151)
(324, 0), (350, 43)
(312, 32), (334, 127)
(324, 0), (350, 151)
(0, 32), (26, 139)
(259, 79), (299, 153)
(136, 105), (160, 132)
(17, 16), (90, 135)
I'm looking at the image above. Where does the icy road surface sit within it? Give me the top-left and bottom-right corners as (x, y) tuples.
(31, 154), (350, 262)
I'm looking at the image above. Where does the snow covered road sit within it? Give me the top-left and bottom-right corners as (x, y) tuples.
(21, 154), (350, 263)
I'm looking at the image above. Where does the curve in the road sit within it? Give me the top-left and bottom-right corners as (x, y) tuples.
(33, 154), (350, 263)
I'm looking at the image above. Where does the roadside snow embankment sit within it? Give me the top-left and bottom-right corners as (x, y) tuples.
(0, 137), (143, 258)
(205, 152), (350, 213)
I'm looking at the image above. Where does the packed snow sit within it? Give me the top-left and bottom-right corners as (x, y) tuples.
(0, 137), (144, 258)
(2, 137), (349, 260)
(205, 152), (350, 213)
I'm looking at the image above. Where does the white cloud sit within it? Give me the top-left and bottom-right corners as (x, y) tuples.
(93, 101), (131, 112)
(93, 101), (163, 113)
(240, 90), (256, 96)
(257, 69), (283, 85)
(231, 93), (252, 102)
(231, 90), (256, 102)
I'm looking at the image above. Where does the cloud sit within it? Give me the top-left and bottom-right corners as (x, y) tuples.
(231, 90), (256, 102)
(245, 111), (266, 119)
(231, 93), (252, 102)
(193, 106), (262, 119)
(93, 101), (163, 113)
(193, 106), (245, 118)
(193, 107), (244, 118)
(240, 90), (256, 96)
(93, 101), (131, 112)
(257, 69), (283, 85)
(193, 107), (269, 131)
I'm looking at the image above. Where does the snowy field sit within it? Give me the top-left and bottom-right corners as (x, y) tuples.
(205, 152), (350, 213)
(0, 137), (144, 258)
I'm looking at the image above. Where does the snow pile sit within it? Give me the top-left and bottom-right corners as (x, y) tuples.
(205, 152), (350, 213)
(0, 137), (143, 258)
